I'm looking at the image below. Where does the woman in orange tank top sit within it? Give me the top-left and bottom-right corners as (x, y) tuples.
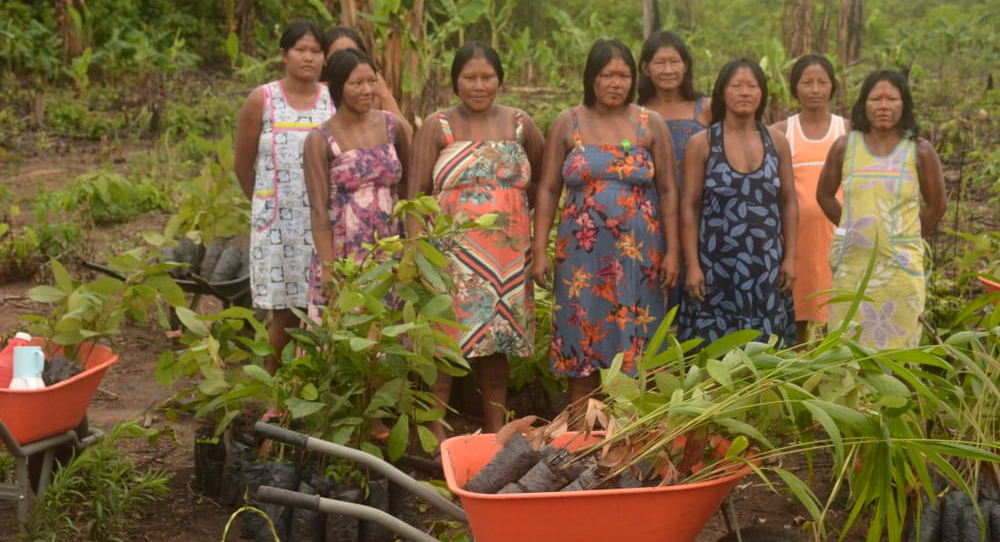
(771, 54), (850, 344)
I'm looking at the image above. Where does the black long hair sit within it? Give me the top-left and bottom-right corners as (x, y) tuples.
(636, 30), (701, 104)
(323, 48), (376, 107)
(450, 41), (504, 94)
(710, 58), (768, 123)
(279, 19), (326, 54)
(582, 38), (637, 107)
(850, 69), (919, 139)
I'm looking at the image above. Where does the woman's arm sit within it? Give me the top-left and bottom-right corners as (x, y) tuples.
(769, 127), (798, 292)
(681, 131), (708, 301)
(303, 129), (334, 289)
(405, 112), (445, 236)
(234, 87), (264, 199)
(816, 135), (848, 225)
(916, 138), (947, 237)
(390, 112), (412, 202)
(646, 110), (680, 291)
(517, 109), (546, 209)
(531, 109), (572, 288)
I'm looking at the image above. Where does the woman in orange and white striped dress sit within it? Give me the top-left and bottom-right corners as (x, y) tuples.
(772, 54), (850, 344)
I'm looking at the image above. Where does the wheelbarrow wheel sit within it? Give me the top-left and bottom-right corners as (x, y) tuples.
(715, 525), (804, 542)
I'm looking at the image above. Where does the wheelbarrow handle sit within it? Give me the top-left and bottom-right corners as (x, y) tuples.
(253, 422), (309, 449)
(257, 485), (442, 542)
(254, 421), (467, 523)
(256, 485), (320, 512)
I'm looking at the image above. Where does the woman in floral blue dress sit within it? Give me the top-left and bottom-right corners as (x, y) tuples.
(533, 39), (680, 405)
(678, 59), (798, 347)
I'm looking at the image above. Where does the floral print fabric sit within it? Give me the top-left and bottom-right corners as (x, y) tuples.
(828, 132), (923, 349)
(250, 81), (333, 309)
(550, 107), (666, 377)
(433, 113), (534, 358)
(306, 112), (402, 318)
(678, 121), (796, 347)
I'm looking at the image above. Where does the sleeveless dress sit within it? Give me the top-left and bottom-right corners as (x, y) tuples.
(432, 112), (534, 359)
(551, 107), (667, 377)
(828, 133), (923, 349)
(250, 80), (334, 310)
(786, 114), (847, 323)
(306, 112), (402, 318)
(664, 97), (708, 312)
(678, 122), (796, 347)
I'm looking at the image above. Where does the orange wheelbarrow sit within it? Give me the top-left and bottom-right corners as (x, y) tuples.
(0, 341), (118, 534)
(253, 423), (794, 542)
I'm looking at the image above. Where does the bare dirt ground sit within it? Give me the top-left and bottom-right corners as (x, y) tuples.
(0, 142), (866, 542)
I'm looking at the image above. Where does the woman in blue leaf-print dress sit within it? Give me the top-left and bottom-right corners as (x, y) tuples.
(678, 58), (798, 347)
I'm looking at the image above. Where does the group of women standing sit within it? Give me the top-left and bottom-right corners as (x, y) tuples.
(235, 19), (947, 436)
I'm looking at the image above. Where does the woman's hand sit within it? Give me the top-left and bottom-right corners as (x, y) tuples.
(686, 264), (706, 302)
(531, 249), (552, 289)
(659, 251), (680, 292)
(778, 258), (796, 293)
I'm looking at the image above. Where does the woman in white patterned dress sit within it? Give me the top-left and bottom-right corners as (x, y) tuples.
(235, 20), (334, 375)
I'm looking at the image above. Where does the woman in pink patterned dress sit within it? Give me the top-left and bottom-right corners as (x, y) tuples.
(408, 42), (544, 441)
(303, 48), (410, 318)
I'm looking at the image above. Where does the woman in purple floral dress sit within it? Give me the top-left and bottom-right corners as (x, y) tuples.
(303, 48), (411, 318)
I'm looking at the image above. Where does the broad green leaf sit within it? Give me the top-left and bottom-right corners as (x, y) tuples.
(26, 285), (67, 303)
(702, 329), (760, 358)
(243, 364), (272, 383)
(286, 398), (326, 418)
(299, 382), (319, 401)
(387, 414), (409, 461)
(175, 306), (209, 336)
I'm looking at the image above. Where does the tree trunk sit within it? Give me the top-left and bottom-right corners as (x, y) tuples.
(642, 0), (661, 39)
(402, 0), (424, 121)
(836, 0), (864, 106)
(816, 0), (832, 54)
(234, 0), (258, 57)
(384, 14), (403, 111)
(55, 0), (86, 64)
(782, 0), (813, 60)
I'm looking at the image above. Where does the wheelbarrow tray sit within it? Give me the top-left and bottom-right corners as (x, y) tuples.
(0, 341), (118, 446)
(441, 432), (751, 542)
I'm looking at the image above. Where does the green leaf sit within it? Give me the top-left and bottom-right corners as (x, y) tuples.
(420, 294), (454, 318)
(387, 414), (409, 461)
(198, 378), (229, 396)
(26, 285), (67, 303)
(348, 337), (376, 351)
(702, 329), (760, 359)
(50, 259), (75, 292)
(299, 382), (318, 401)
(175, 306), (209, 336)
(286, 398), (326, 418)
(243, 364), (272, 383)
(417, 424), (439, 453)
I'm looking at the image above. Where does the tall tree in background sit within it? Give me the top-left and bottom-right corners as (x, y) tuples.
(55, 0), (85, 64)
(837, 0), (863, 103)
(815, 0), (833, 54)
(643, 0), (660, 39)
(782, 0), (813, 59)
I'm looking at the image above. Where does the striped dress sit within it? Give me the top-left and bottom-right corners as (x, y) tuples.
(432, 113), (535, 358)
(249, 80), (334, 309)
(785, 114), (846, 323)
